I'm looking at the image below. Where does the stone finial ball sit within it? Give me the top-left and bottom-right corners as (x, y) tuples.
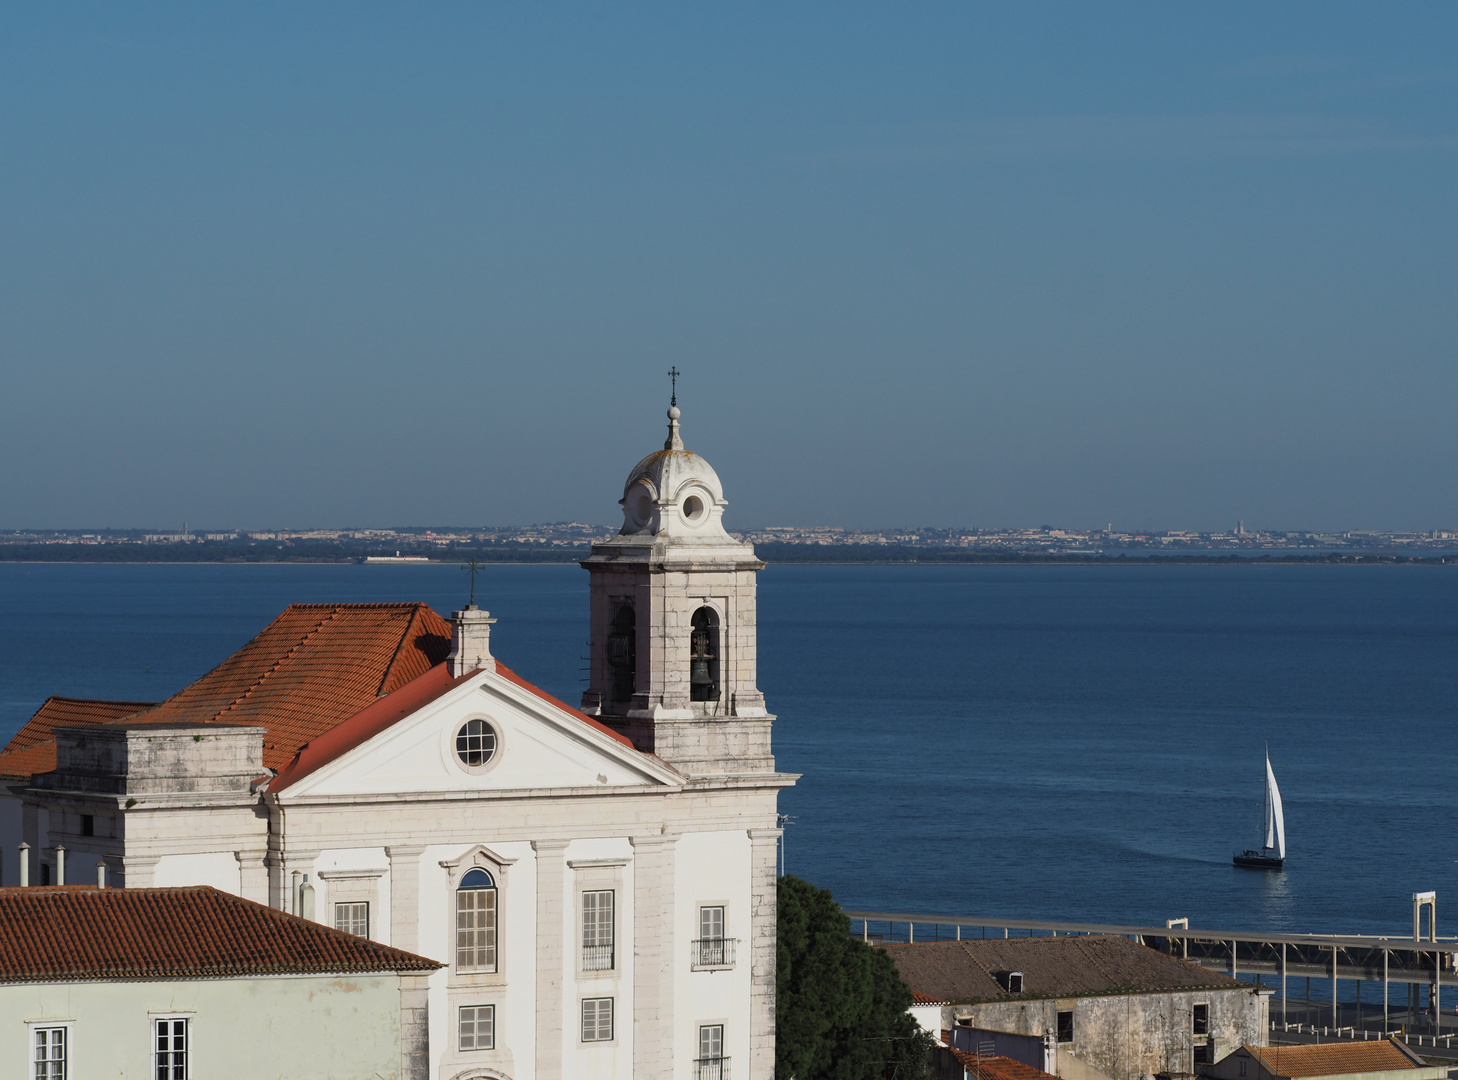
(668, 406), (681, 420)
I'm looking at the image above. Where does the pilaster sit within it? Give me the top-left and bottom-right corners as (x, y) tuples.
(630, 832), (680, 1078)
(532, 838), (571, 1080)
(385, 845), (426, 952)
(234, 848), (270, 905)
(121, 854), (159, 890)
(748, 828), (782, 1080)
(399, 973), (432, 1080)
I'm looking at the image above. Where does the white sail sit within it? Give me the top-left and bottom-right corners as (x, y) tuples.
(1265, 753), (1286, 859)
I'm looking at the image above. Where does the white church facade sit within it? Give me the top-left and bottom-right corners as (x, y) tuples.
(0, 404), (795, 1080)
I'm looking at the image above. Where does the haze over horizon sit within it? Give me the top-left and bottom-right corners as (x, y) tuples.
(3, 5), (1455, 533)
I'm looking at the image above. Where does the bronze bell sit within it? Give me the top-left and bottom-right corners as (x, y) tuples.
(691, 660), (712, 685)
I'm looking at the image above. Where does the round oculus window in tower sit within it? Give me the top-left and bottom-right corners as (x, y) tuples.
(455, 719), (498, 768)
(682, 495), (704, 522)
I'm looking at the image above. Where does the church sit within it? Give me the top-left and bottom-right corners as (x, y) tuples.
(0, 402), (795, 1080)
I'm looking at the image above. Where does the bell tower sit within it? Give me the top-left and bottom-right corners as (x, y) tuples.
(580, 398), (773, 776)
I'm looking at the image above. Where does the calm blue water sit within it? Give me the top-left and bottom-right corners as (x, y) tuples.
(3, 563), (1455, 940)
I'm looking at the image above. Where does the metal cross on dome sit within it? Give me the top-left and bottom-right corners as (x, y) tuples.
(668, 366), (679, 407)
(461, 557), (483, 606)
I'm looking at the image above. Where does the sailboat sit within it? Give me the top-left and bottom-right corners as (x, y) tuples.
(1233, 746), (1285, 870)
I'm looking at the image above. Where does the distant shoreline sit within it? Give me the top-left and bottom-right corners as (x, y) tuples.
(0, 547), (1450, 567)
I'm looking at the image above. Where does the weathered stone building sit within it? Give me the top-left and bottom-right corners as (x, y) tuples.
(885, 934), (1269, 1080)
(0, 402), (794, 1080)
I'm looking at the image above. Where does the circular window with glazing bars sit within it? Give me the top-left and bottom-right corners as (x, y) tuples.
(455, 719), (498, 769)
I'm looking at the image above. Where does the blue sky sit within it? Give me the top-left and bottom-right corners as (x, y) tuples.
(2, 4), (1454, 531)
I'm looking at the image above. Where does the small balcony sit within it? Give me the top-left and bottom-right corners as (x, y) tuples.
(691, 937), (736, 970)
(695, 1056), (730, 1080)
(582, 944), (615, 972)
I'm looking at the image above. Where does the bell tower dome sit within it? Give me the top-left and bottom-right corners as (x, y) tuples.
(580, 398), (773, 776)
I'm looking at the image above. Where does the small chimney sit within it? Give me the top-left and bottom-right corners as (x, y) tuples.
(18, 842), (29, 887)
(97, 861), (107, 889)
(55, 845), (65, 886)
(447, 606), (497, 676)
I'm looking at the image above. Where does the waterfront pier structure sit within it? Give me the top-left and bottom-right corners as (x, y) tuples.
(846, 902), (1457, 1042)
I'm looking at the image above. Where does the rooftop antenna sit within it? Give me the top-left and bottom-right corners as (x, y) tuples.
(461, 557), (483, 607)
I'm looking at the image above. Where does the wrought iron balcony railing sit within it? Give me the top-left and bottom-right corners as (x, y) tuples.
(692, 937), (736, 969)
(695, 1056), (730, 1080)
(582, 944), (614, 972)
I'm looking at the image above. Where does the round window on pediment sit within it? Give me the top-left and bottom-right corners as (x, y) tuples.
(455, 719), (498, 770)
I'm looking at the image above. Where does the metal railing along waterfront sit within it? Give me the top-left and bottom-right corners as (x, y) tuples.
(844, 908), (1458, 1036)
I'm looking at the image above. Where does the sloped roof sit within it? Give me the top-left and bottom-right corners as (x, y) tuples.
(0, 697), (157, 779)
(0, 603), (452, 775)
(0, 885), (440, 982)
(1247, 1040), (1424, 1078)
(883, 935), (1245, 1005)
(950, 1051), (1060, 1080)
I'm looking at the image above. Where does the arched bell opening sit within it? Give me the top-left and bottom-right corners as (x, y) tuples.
(607, 604), (636, 704)
(689, 606), (720, 703)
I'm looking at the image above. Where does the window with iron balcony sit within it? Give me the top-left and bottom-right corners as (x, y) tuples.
(581, 890), (615, 972)
(692, 905), (734, 969)
(696, 1024), (728, 1080)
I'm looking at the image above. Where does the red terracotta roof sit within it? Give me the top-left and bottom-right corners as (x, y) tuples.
(4, 602), (643, 787)
(269, 662), (472, 792)
(949, 1050), (1059, 1080)
(0, 697), (156, 778)
(1247, 1040), (1424, 1078)
(4, 604), (452, 775)
(0, 885), (440, 981)
(495, 662), (636, 749)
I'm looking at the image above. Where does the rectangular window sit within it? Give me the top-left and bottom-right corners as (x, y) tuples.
(582, 890), (614, 971)
(80, 814), (94, 837)
(334, 901), (369, 938)
(1194, 1043), (1214, 1066)
(459, 1005), (495, 1051)
(1056, 1010), (1074, 1044)
(456, 888), (498, 971)
(155, 1018), (188, 1079)
(697, 905), (730, 966)
(34, 1027), (66, 1080)
(698, 1024), (726, 1079)
(1192, 1003), (1209, 1035)
(581, 997), (614, 1042)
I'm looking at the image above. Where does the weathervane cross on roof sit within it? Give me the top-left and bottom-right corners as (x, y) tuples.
(668, 366), (680, 407)
(461, 557), (483, 606)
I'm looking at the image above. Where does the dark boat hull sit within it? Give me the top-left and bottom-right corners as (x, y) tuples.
(1233, 850), (1284, 870)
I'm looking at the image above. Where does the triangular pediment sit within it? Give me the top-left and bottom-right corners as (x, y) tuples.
(277, 667), (681, 799)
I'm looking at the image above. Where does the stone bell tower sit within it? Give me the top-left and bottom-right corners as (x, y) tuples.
(580, 398), (774, 776)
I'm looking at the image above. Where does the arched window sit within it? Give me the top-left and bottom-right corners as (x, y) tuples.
(456, 868), (498, 972)
(689, 607), (720, 703)
(607, 604), (636, 703)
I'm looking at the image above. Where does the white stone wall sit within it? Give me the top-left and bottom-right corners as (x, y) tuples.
(0, 972), (413, 1080)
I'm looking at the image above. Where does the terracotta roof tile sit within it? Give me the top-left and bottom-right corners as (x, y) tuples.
(5, 603), (643, 786)
(950, 1050), (1059, 1080)
(0, 885), (440, 982)
(1247, 1040), (1424, 1078)
(883, 935), (1245, 1005)
(0, 698), (156, 778)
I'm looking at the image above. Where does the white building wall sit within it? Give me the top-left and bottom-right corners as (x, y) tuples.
(152, 850), (241, 892)
(1, 973), (408, 1080)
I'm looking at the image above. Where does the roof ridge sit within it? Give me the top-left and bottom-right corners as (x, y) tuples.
(376, 603), (430, 697)
(210, 605), (345, 723)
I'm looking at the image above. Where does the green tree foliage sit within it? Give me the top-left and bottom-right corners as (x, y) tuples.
(777, 875), (934, 1080)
